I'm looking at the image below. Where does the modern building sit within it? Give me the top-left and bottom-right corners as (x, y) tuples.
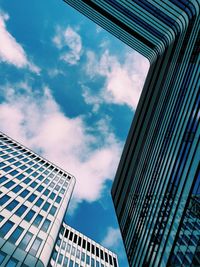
(50, 223), (118, 267)
(0, 132), (119, 267)
(0, 132), (75, 266)
(63, 1), (200, 266)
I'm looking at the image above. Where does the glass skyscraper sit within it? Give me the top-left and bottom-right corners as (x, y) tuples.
(50, 223), (118, 267)
(63, 1), (200, 266)
(0, 131), (75, 266)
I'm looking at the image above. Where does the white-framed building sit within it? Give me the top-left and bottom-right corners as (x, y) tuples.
(0, 132), (75, 267)
(50, 223), (119, 267)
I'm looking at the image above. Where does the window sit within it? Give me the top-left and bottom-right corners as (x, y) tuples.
(0, 195), (10, 205)
(55, 196), (61, 204)
(0, 162), (5, 168)
(41, 219), (51, 232)
(61, 241), (66, 249)
(96, 262), (100, 267)
(28, 193), (37, 202)
(4, 180), (15, 188)
(49, 206), (57, 216)
(49, 182), (55, 188)
(33, 214), (43, 227)
(74, 234), (77, 243)
(0, 251), (6, 264)
(37, 185), (44, 192)
(0, 215), (4, 222)
(29, 237), (42, 256)
(86, 255), (90, 265)
(113, 257), (117, 267)
(71, 246), (76, 256)
(16, 205), (27, 216)
(105, 253), (108, 263)
(35, 198), (44, 207)
(83, 239), (86, 249)
(55, 185), (60, 191)
(44, 178), (50, 184)
(6, 257), (18, 267)
(42, 202), (50, 211)
(24, 210), (36, 222)
(69, 260), (74, 267)
(91, 258), (95, 267)
(87, 241), (90, 252)
(2, 166), (12, 172)
(19, 165), (26, 170)
(60, 188), (65, 194)
(6, 200), (19, 211)
(31, 172), (38, 177)
(16, 173), (25, 180)
(23, 178), (31, 184)
(13, 161), (20, 167)
(19, 232), (33, 250)
(12, 185), (22, 193)
(63, 257), (68, 266)
(52, 251), (58, 260)
(8, 158), (15, 163)
(76, 249), (80, 258)
(25, 168), (33, 174)
(92, 244), (95, 254)
(43, 189), (50, 196)
(69, 232), (73, 241)
(0, 220), (14, 237)
(0, 176), (7, 183)
(30, 181), (37, 188)
(67, 244), (71, 253)
(37, 175), (44, 181)
(20, 189), (29, 198)
(10, 170), (19, 176)
(49, 192), (56, 200)
(58, 254), (63, 264)
(9, 226), (24, 243)
(100, 250), (104, 260)
(81, 252), (85, 262)
(109, 255), (113, 265)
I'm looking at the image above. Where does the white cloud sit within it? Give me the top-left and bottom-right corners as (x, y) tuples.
(0, 82), (122, 206)
(84, 50), (149, 110)
(0, 11), (40, 73)
(53, 26), (82, 65)
(101, 227), (128, 261)
(48, 68), (65, 78)
(102, 227), (121, 248)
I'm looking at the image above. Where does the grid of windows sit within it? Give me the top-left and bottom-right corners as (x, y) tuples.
(50, 223), (119, 267)
(0, 132), (75, 266)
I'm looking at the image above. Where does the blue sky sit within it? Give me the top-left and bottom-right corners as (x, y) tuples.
(0, 0), (149, 266)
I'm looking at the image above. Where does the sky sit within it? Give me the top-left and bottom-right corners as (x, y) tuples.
(0, 0), (149, 266)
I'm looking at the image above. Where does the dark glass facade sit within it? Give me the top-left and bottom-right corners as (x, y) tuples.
(63, 1), (200, 266)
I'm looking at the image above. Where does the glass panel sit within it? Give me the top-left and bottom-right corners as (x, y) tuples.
(0, 220), (14, 237)
(19, 232), (33, 250)
(29, 237), (42, 256)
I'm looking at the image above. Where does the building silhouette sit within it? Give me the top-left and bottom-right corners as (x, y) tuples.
(0, 132), (119, 267)
(63, 1), (200, 266)
(50, 223), (118, 267)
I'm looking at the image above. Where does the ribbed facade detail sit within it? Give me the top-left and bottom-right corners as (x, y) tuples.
(63, 1), (200, 266)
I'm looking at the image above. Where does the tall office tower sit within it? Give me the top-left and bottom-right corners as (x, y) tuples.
(50, 223), (119, 267)
(0, 132), (75, 267)
(63, 1), (200, 266)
